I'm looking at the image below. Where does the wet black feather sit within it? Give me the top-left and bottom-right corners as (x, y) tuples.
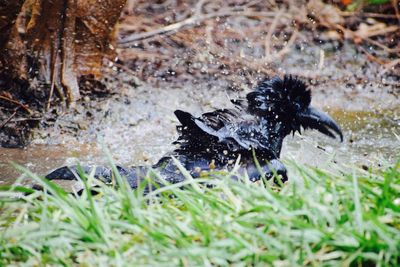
(247, 75), (311, 118)
(45, 75), (341, 189)
(174, 75), (313, 161)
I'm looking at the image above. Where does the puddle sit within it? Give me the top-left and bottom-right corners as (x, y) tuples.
(1, 103), (398, 186)
(0, 42), (399, 186)
(0, 144), (101, 185)
(283, 108), (400, 169)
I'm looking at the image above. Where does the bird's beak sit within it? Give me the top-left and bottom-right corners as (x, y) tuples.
(297, 107), (343, 141)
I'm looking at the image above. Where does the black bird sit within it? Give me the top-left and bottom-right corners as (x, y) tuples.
(45, 76), (343, 191)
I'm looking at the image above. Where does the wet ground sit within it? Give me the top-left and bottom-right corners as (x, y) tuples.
(0, 40), (399, 186)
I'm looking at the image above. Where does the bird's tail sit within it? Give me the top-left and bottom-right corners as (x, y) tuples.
(44, 165), (148, 189)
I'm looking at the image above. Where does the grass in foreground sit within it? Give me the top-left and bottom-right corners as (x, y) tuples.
(0, 160), (399, 266)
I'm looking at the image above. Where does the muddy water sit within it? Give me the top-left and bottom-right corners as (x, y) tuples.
(1, 81), (398, 186)
(283, 108), (400, 168)
(0, 144), (101, 185)
(2, 28), (400, 186)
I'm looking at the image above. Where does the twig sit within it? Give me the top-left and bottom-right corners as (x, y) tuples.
(332, 23), (399, 59)
(392, 0), (400, 24)
(380, 58), (400, 75)
(244, 0), (264, 8)
(358, 46), (388, 65)
(333, 22), (399, 40)
(264, 9), (283, 58)
(0, 108), (19, 130)
(48, 75), (56, 111)
(274, 29), (298, 59)
(119, 15), (203, 45)
(263, 29), (298, 63)
(104, 58), (139, 77)
(117, 49), (171, 60)
(318, 49), (325, 70)
(340, 12), (399, 19)
(7, 118), (42, 123)
(118, 10), (275, 46)
(359, 25), (399, 39)
(0, 95), (33, 115)
(364, 37), (400, 53)
(194, 0), (206, 17)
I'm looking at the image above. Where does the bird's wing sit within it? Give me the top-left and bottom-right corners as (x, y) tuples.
(224, 120), (275, 151)
(174, 109), (268, 152)
(199, 108), (243, 130)
(173, 109), (224, 151)
(174, 109), (240, 149)
(174, 109), (240, 133)
(174, 109), (234, 140)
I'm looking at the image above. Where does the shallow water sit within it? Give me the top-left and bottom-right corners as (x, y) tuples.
(0, 144), (100, 185)
(283, 108), (400, 168)
(1, 105), (398, 186)
(1, 39), (399, 186)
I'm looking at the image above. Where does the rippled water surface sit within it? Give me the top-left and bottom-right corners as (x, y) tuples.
(1, 104), (398, 186)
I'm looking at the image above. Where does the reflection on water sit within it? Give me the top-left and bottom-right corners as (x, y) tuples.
(283, 108), (400, 168)
(0, 108), (399, 186)
(0, 144), (101, 185)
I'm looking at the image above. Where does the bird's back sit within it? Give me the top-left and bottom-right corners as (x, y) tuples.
(173, 105), (279, 164)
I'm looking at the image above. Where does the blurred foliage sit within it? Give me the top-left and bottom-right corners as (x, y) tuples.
(342, 0), (392, 11)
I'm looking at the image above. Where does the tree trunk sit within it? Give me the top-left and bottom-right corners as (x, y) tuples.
(0, 0), (126, 106)
(0, 0), (126, 147)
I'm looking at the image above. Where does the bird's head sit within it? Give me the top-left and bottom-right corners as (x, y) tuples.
(246, 75), (343, 141)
